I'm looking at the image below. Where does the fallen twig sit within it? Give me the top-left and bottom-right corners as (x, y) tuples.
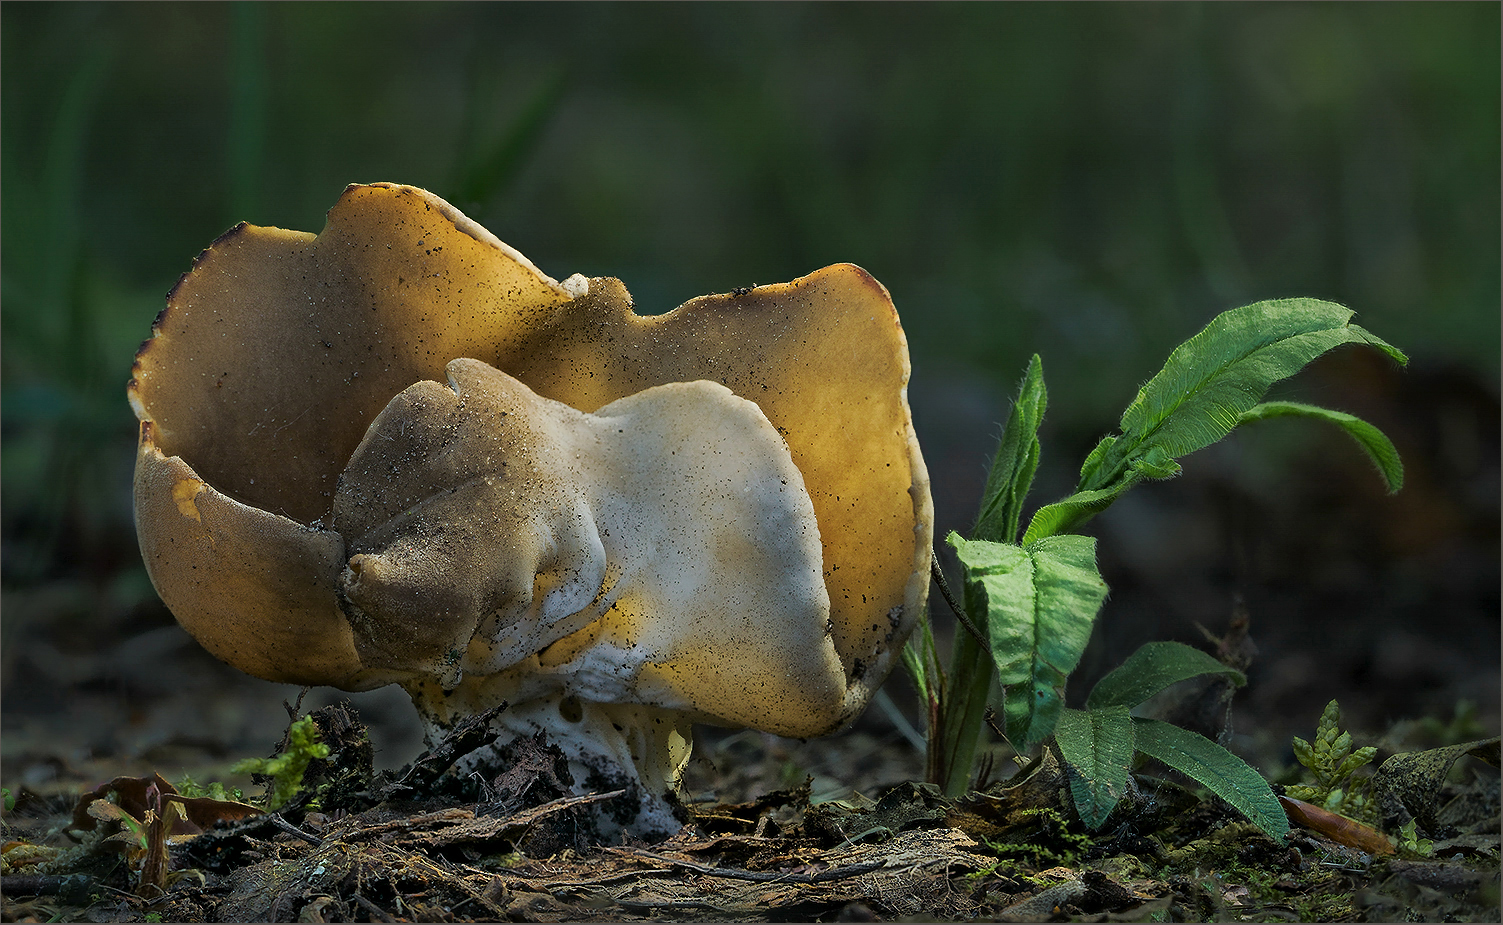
(616, 848), (887, 884)
(264, 812), (324, 846)
(0, 874), (69, 896)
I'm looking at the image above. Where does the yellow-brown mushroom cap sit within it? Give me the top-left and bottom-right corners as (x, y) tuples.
(133, 420), (382, 689)
(130, 182), (932, 735)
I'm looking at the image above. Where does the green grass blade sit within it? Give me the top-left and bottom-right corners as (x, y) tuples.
(934, 532), (1006, 795)
(937, 626), (993, 796)
(1238, 401), (1404, 493)
(1133, 717), (1290, 842)
(454, 68), (569, 207)
(974, 354), (1047, 544)
(1086, 641), (1246, 711)
(1056, 706), (1135, 830)
(900, 638), (931, 707)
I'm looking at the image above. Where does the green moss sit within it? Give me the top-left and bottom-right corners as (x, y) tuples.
(1154, 824), (1364, 922)
(982, 806), (1092, 869)
(173, 774), (245, 803)
(232, 715), (330, 811)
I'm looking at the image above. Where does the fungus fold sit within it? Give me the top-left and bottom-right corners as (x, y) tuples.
(130, 183), (933, 836)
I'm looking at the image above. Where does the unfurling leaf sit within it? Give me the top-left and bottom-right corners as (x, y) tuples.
(1021, 481), (1140, 547)
(1096, 298), (1407, 489)
(1021, 299), (1408, 544)
(974, 354), (1047, 544)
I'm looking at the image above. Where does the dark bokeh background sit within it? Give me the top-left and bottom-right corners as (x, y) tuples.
(3, 3), (1498, 797)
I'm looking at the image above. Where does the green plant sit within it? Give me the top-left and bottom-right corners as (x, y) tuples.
(1055, 641), (1291, 835)
(1287, 699), (1378, 822)
(1408, 699), (1487, 748)
(232, 715), (330, 811)
(904, 298), (1406, 840)
(1394, 819), (1435, 858)
(172, 774), (245, 803)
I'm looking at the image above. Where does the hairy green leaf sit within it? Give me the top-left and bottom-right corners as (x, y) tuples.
(1133, 717), (1289, 842)
(1083, 299), (1407, 492)
(1076, 434), (1118, 489)
(1238, 400), (1404, 493)
(1086, 640), (1246, 711)
(1129, 444), (1182, 480)
(949, 533), (1109, 750)
(974, 354), (1047, 544)
(1056, 706), (1135, 830)
(1021, 479), (1140, 546)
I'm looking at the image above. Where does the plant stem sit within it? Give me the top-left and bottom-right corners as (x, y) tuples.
(936, 625), (993, 797)
(930, 563), (994, 797)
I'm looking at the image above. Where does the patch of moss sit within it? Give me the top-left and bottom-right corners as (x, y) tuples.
(173, 774), (245, 803)
(232, 715), (330, 810)
(982, 806), (1092, 869)
(1157, 824), (1363, 921)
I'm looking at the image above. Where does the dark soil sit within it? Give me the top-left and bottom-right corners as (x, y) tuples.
(2, 697), (1498, 923)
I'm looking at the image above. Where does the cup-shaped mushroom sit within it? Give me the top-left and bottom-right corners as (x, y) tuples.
(129, 183), (933, 836)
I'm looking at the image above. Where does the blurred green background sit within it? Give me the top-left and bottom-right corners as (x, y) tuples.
(3, 3), (1498, 786)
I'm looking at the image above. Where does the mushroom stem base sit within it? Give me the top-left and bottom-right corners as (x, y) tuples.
(402, 678), (692, 841)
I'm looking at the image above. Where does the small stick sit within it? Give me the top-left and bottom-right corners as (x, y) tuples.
(265, 813), (324, 846)
(352, 893), (398, 923)
(0, 874), (68, 896)
(618, 849), (886, 884)
(932, 557), (987, 647)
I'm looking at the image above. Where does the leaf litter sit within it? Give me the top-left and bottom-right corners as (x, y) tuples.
(3, 696), (1498, 922)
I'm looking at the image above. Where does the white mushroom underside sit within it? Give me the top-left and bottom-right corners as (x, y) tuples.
(333, 358), (847, 737)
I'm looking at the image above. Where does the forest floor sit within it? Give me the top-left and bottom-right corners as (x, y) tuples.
(2, 685), (1498, 923)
